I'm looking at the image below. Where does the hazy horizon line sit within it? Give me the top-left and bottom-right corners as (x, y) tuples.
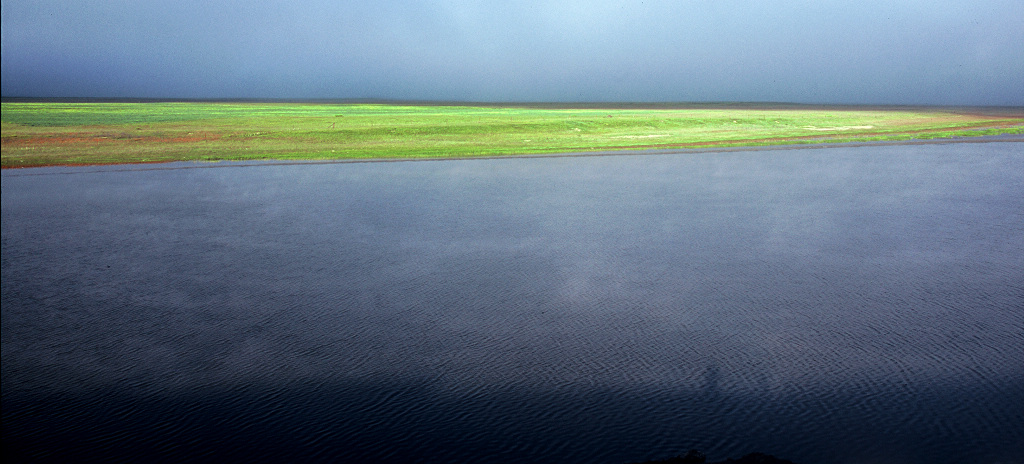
(4, 96), (1024, 112)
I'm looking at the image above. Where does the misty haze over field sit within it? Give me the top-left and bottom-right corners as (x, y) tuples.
(2, 0), (1023, 105)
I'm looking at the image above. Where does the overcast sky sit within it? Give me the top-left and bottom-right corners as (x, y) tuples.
(3, 0), (1022, 104)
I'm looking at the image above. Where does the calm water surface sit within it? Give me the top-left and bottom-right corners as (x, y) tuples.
(3, 143), (1023, 463)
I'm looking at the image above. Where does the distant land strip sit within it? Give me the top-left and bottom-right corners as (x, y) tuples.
(3, 101), (1021, 168)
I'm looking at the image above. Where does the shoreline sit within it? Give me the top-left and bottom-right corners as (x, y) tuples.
(4, 134), (1021, 173)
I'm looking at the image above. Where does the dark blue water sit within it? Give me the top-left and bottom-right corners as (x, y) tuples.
(3, 143), (1023, 464)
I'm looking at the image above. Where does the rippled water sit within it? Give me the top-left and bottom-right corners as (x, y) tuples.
(3, 143), (1023, 464)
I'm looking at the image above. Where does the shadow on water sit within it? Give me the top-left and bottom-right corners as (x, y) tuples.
(630, 449), (796, 464)
(4, 377), (1023, 464)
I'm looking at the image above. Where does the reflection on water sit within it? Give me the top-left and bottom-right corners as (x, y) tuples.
(3, 143), (1023, 463)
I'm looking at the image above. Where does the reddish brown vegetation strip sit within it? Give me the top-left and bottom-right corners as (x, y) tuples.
(2, 133), (224, 147)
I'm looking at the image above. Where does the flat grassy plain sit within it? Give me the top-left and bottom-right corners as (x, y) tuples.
(2, 101), (1022, 167)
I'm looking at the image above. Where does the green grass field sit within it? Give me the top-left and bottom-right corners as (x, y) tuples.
(2, 101), (1022, 167)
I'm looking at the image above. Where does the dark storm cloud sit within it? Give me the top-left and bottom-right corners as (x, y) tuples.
(2, 0), (1022, 104)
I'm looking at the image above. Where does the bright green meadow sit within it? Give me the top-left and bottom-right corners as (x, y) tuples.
(2, 102), (1022, 167)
